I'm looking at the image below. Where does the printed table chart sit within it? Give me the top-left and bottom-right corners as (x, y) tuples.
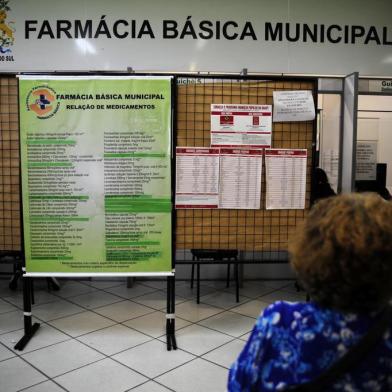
(219, 148), (263, 209)
(265, 149), (307, 210)
(175, 148), (220, 208)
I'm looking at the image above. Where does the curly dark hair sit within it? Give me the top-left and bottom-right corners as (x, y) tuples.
(289, 193), (392, 313)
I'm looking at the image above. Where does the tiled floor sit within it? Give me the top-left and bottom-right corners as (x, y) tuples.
(0, 277), (307, 392)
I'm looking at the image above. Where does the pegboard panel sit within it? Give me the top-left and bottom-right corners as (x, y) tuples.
(0, 75), (315, 263)
(0, 76), (21, 252)
(175, 78), (315, 262)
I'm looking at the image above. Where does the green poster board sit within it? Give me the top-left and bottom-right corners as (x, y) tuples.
(19, 76), (172, 275)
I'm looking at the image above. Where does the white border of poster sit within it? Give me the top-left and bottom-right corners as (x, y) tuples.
(20, 75), (174, 277)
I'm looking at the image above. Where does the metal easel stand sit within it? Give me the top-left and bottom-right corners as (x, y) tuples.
(166, 275), (177, 351)
(14, 268), (40, 351)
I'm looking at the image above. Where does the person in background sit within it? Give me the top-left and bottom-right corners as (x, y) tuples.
(313, 167), (336, 202)
(228, 193), (392, 391)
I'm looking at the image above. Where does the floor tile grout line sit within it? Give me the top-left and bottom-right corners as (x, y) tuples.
(11, 348), (71, 391)
(10, 334), (74, 357)
(15, 326), (155, 387)
(175, 290), (275, 323)
(105, 327), (203, 358)
(48, 282), (191, 321)
(0, 278), (301, 392)
(33, 308), (89, 324)
(1, 279), (287, 316)
(184, 314), (253, 339)
(0, 286), (274, 339)
(1, 280), (297, 321)
(46, 312), (231, 383)
(194, 320), (255, 339)
(44, 289), (162, 325)
(46, 280), (284, 325)
(0, 299), (19, 311)
(140, 345), (234, 386)
(6, 303), (204, 383)
(198, 353), (237, 371)
(22, 319), (148, 361)
(0, 295), (26, 310)
(29, 356), (114, 386)
(17, 377), (69, 392)
(0, 340), (17, 362)
(2, 320), (220, 392)
(120, 318), (192, 341)
(1, 291), (63, 310)
(127, 378), (177, 392)
(108, 347), (197, 383)
(69, 279), (164, 299)
(50, 315), (154, 340)
(196, 285), (299, 312)
(23, 304), (193, 358)
(51, 287), (133, 303)
(78, 279), (126, 290)
(0, 322), (73, 351)
(3, 313), (153, 358)
(142, 356), (200, 383)
(173, 334), (238, 361)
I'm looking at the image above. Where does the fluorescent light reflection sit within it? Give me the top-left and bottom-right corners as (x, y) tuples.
(75, 39), (96, 55)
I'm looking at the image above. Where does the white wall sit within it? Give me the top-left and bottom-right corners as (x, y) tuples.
(3, 0), (392, 75)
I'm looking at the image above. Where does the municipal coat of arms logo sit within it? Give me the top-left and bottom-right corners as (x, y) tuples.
(0, 0), (14, 55)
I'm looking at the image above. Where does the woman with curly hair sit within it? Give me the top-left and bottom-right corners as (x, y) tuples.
(228, 193), (392, 391)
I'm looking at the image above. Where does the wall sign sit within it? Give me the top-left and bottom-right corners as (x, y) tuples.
(1, 0), (392, 75)
(367, 80), (392, 93)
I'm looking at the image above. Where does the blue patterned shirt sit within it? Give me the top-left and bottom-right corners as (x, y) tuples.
(228, 301), (392, 391)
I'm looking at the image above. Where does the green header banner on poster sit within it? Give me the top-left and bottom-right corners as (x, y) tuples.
(19, 76), (172, 275)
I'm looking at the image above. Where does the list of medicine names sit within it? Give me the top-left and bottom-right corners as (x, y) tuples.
(104, 131), (169, 196)
(175, 148), (220, 208)
(26, 128), (171, 266)
(103, 131), (170, 264)
(265, 149), (307, 210)
(26, 131), (102, 262)
(219, 149), (262, 209)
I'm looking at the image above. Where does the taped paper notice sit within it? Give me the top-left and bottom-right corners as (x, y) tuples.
(273, 90), (315, 122)
(211, 104), (272, 148)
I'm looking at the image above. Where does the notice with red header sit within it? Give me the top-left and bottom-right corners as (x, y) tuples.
(211, 104), (272, 148)
(265, 149), (307, 210)
(219, 149), (263, 209)
(175, 148), (220, 208)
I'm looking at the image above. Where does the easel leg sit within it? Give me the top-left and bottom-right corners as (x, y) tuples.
(196, 263), (200, 304)
(126, 277), (134, 288)
(226, 263), (231, 288)
(14, 276), (40, 351)
(190, 258), (195, 289)
(235, 263), (240, 303)
(166, 275), (177, 351)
